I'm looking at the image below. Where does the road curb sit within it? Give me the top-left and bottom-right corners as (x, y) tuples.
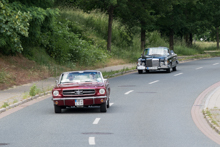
(203, 113), (220, 134)
(203, 85), (220, 135)
(0, 91), (50, 114)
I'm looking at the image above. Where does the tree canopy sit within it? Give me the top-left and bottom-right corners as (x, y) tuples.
(1, 0), (220, 57)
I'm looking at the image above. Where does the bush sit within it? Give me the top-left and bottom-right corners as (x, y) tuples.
(29, 84), (40, 96)
(44, 19), (108, 66)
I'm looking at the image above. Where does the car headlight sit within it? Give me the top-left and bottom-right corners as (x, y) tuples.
(53, 90), (59, 96)
(99, 89), (105, 94)
(137, 59), (142, 65)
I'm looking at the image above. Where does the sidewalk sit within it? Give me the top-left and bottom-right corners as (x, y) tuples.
(0, 63), (136, 108)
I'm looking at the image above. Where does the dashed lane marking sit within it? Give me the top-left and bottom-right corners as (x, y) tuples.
(196, 67), (203, 70)
(93, 118), (100, 124)
(213, 63), (219, 65)
(174, 73), (183, 76)
(110, 103), (114, 106)
(149, 80), (159, 84)
(89, 137), (95, 145)
(125, 90), (134, 95)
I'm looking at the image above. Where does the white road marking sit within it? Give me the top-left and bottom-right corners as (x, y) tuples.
(125, 90), (134, 95)
(110, 103), (114, 106)
(174, 73), (183, 76)
(149, 80), (159, 84)
(93, 118), (100, 124)
(196, 67), (203, 70)
(89, 137), (95, 145)
(213, 63), (219, 65)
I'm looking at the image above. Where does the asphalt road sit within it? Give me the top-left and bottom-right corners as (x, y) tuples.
(0, 57), (220, 147)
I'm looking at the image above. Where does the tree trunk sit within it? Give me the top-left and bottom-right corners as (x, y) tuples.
(185, 34), (189, 46)
(169, 29), (174, 50)
(141, 26), (146, 50)
(189, 33), (193, 46)
(217, 27), (219, 49)
(107, 5), (114, 52)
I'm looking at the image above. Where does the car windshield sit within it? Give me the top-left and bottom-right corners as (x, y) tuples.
(60, 72), (103, 84)
(144, 48), (169, 56)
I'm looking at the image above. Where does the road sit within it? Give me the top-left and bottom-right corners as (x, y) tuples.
(0, 57), (220, 147)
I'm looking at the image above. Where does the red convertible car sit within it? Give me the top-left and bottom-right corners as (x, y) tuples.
(52, 70), (110, 113)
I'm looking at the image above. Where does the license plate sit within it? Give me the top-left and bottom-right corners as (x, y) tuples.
(75, 99), (83, 106)
(147, 67), (158, 70)
(137, 66), (145, 70)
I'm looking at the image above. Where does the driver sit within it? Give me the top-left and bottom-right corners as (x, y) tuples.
(68, 74), (75, 81)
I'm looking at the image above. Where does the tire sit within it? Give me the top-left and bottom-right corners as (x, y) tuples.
(100, 102), (107, 112)
(54, 105), (61, 113)
(138, 70), (143, 74)
(166, 64), (172, 73)
(107, 98), (110, 108)
(172, 66), (177, 71)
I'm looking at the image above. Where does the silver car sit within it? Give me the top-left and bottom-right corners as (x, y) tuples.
(137, 47), (178, 74)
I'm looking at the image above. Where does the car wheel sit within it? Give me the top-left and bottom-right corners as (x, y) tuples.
(138, 70), (143, 74)
(166, 64), (172, 73)
(172, 66), (177, 71)
(54, 105), (61, 113)
(107, 98), (110, 108)
(100, 102), (107, 112)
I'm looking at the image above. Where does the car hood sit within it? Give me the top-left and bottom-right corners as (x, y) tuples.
(56, 82), (105, 89)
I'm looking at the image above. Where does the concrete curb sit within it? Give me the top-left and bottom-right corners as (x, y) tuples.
(103, 69), (136, 78)
(203, 112), (220, 134)
(203, 85), (220, 135)
(0, 91), (50, 114)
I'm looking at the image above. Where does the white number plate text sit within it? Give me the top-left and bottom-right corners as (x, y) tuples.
(75, 99), (83, 106)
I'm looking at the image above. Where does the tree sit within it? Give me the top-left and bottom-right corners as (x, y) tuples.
(156, 0), (198, 50)
(0, 0), (31, 54)
(75, 0), (127, 52)
(118, 0), (180, 50)
(198, 0), (220, 49)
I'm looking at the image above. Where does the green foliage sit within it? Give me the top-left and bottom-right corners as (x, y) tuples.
(9, 0), (55, 9)
(21, 6), (59, 47)
(44, 17), (108, 66)
(0, 0), (32, 54)
(29, 84), (40, 96)
(1, 102), (9, 108)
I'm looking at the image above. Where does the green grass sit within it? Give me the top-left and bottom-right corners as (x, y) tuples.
(1, 102), (9, 108)
(102, 67), (136, 78)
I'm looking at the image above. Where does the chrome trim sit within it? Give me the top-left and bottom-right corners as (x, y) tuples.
(53, 96), (107, 101)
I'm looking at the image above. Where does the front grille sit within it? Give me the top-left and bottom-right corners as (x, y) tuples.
(63, 89), (95, 96)
(146, 58), (159, 67)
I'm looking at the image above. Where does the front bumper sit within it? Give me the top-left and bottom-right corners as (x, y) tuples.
(137, 65), (169, 70)
(52, 96), (107, 106)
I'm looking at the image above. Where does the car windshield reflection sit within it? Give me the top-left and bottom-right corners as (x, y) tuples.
(60, 72), (103, 84)
(145, 48), (169, 57)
